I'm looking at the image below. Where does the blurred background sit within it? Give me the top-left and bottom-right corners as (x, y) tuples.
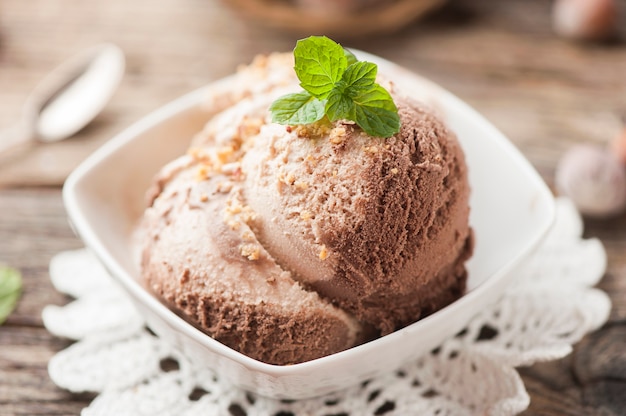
(0, 0), (624, 188)
(0, 0), (625, 414)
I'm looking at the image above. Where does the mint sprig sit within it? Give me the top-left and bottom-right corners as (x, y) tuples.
(270, 36), (400, 138)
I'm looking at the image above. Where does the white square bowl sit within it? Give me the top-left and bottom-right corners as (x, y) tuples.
(63, 51), (555, 400)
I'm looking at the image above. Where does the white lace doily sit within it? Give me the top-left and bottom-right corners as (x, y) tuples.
(43, 198), (611, 416)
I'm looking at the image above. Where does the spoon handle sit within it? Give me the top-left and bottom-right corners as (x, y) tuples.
(0, 123), (34, 160)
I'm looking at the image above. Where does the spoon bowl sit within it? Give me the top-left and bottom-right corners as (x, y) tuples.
(0, 43), (125, 156)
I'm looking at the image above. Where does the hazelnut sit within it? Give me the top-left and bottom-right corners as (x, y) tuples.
(553, 0), (618, 41)
(555, 144), (626, 217)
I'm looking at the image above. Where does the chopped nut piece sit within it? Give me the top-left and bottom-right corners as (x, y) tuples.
(196, 165), (212, 181)
(242, 230), (254, 241)
(294, 125), (310, 139)
(217, 146), (235, 164)
(329, 126), (347, 144)
(221, 162), (241, 175)
(390, 168), (399, 175)
(226, 202), (243, 214)
(188, 147), (211, 163)
(227, 220), (241, 231)
(216, 181), (233, 193)
(300, 210), (312, 220)
(240, 244), (261, 261)
(319, 245), (329, 260)
(305, 154), (318, 168)
(294, 180), (309, 190)
(278, 169), (296, 185)
(240, 207), (257, 223)
(199, 193), (209, 202)
(295, 122), (331, 139)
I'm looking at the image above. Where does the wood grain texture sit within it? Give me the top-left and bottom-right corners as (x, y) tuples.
(0, 0), (625, 414)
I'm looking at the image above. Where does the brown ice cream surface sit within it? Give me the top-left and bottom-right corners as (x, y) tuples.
(139, 53), (473, 365)
(141, 157), (363, 365)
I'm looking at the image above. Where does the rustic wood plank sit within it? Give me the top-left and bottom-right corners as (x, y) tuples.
(0, 189), (83, 326)
(574, 326), (626, 383)
(0, 326), (92, 414)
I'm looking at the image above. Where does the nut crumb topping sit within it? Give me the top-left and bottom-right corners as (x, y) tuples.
(216, 181), (233, 193)
(304, 154), (318, 169)
(241, 230), (255, 242)
(294, 180), (309, 190)
(240, 243), (261, 261)
(217, 146), (235, 164)
(226, 201), (243, 215)
(195, 164), (212, 181)
(319, 245), (329, 260)
(188, 147), (212, 163)
(329, 126), (347, 144)
(294, 122), (331, 140)
(220, 162), (241, 175)
(278, 169), (296, 186)
(227, 220), (241, 231)
(224, 197), (257, 228)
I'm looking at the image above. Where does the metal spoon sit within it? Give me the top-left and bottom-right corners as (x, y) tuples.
(0, 43), (125, 157)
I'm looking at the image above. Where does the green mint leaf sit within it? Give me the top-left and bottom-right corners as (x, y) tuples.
(294, 36), (346, 98)
(326, 61), (399, 138)
(344, 48), (358, 66)
(342, 61), (377, 90)
(325, 62), (377, 121)
(0, 265), (22, 325)
(326, 87), (356, 122)
(353, 84), (401, 138)
(270, 36), (401, 138)
(269, 91), (325, 125)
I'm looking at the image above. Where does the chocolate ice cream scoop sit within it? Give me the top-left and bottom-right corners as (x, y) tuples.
(139, 53), (472, 364)
(241, 97), (473, 335)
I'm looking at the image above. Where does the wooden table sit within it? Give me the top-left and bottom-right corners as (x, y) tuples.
(1, 0), (625, 414)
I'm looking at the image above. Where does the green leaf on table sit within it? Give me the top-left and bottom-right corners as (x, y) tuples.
(0, 265), (22, 325)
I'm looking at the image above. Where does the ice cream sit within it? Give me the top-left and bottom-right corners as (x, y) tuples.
(139, 53), (473, 365)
